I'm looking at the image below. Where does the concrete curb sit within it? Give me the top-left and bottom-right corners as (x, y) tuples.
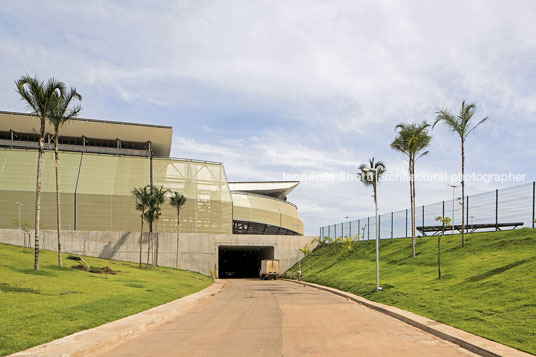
(284, 279), (533, 357)
(10, 280), (226, 357)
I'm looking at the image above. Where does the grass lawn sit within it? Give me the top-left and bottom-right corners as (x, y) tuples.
(0, 243), (212, 356)
(285, 228), (536, 354)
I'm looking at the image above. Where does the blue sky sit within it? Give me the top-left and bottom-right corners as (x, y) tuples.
(1, 1), (536, 235)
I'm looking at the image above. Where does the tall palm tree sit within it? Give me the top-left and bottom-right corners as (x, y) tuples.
(15, 75), (65, 270)
(48, 87), (82, 267)
(434, 101), (488, 248)
(391, 121), (431, 257)
(357, 157), (386, 217)
(169, 192), (187, 269)
(132, 185), (151, 268)
(144, 186), (168, 267)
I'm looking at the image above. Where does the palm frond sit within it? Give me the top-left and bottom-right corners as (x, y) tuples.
(357, 157), (386, 186)
(48, 87), (83, 133)
(391, 121), (432, 162)
(169, 191), (187, 210)
(434, 101), (487, 139)
(466, 116), (488, 137)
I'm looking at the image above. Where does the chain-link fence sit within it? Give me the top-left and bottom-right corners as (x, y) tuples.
(320, 182), (535, 240)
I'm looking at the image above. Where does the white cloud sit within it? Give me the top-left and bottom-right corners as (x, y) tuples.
(1, 0), (536, 234)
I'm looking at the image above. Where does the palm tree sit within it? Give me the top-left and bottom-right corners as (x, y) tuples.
(169, 192), (187, 269)
(15, 75), (65, 270)
(342, 237), (353, 255)
(434, 216), (451, 279)
(144, 186), (168, 267)
(434, 101), (488, 248)
(357, 157), (386, 225)
(132, 186), (151, 268)
(48, 87), (82, 267)
(311, 237), (324, 249)
(391, 122), (431, 257)
(299, 245), (312, 257)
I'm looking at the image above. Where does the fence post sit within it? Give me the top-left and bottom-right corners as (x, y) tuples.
(368, 217), (370, 240)
(328, 225), (330, 239)
(495, 189), (499, 231)
(442, 201), (445, 230)
(391, 212), (394, 238)
(422, 205), (425, 228)
(358, 220), (360, 240)
(532, 181), (536, 228)
(405, 209), (408, 238)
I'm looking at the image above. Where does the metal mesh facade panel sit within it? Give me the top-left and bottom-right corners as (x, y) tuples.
(152, 158), (233, 234)
(276, 200), (304, 233)
(1, 148), (305, 235)
(232, 192), (304, 234)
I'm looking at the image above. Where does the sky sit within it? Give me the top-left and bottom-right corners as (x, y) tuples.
(1, 1), (536, 235)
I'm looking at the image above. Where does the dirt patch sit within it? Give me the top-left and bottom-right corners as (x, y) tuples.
(72, 265), (117, 275)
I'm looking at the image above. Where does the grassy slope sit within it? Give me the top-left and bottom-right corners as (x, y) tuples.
(0, 244), (212, 356)
(286, 229), (536, 354)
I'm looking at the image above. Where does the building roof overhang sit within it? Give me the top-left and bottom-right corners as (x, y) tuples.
(228, 181), (300, 200)
(0, 110), (172, 157)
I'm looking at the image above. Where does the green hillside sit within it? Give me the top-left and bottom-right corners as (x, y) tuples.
(0, 244), (212, 356)
(286, 229), (536, 354)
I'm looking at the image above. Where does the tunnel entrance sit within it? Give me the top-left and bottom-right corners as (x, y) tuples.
(218, 245), (274, 279)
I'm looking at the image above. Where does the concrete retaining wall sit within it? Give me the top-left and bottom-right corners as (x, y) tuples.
(0, 229), (317, 276)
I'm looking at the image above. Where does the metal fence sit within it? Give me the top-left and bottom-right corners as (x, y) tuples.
(320, 182), (536, 240)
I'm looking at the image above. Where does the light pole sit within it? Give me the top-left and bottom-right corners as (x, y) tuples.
(292, 224), (302, 278)
(363, 168), (381, 291)
(448, 184), (458, 235)
(16, 202), (23, 230)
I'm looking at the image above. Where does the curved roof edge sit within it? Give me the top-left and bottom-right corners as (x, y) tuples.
(228, 181), (300, 200)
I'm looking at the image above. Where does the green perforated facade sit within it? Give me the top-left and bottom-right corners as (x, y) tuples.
(0, 148), (233, 233)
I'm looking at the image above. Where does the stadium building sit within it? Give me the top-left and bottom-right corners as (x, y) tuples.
(0, 110), (304, 236)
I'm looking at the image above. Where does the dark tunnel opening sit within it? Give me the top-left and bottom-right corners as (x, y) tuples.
(218, 245), (274, 279)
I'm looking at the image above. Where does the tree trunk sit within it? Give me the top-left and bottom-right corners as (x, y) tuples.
(147, 224), (153, 269)
(409, 158), (416, 257)
(438, 234), (441, 279)
(461, 139), (466, 247)
(34, 135), (44, 270)
(155, 222), (159, 266)
(54, 135), (63, 267)
(176, 210), (180, 269)
(412, 161), (417, 256)
(139, 214), (144, 269)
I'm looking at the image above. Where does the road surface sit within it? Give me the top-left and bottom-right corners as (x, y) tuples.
(100, 279), (476, 356)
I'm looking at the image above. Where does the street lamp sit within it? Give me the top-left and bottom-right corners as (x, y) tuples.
(292, 224), (302, 280)
(448, 184), (458, 235)
(363, 168), (381, 291)
(16, 202), (23, 230)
